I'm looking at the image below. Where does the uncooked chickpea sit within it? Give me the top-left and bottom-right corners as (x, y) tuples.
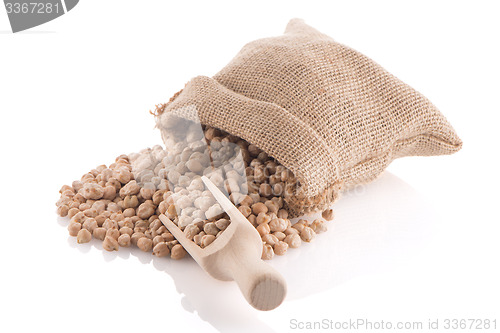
(71, 212), (86, 224)
(171, 244), (187, 260)
(269, 218), (287, 232)
(77, 229), (92, 243)
(239, 195), (253, 206)
(119, 226), (133, 236)
(238, 205), (252, 218)
(264, 200), (278, 214)
(322, 209), (334, 221)
(201, 234), (216, 248)
(273, 231), (286, 241)
(261, 243), (274, 260)
(83, 208), (98, 218)
(215, 218), (230, 231)
(273, 241), (288, 255)
(137, 237), (153, 252)
(106, 228), (120, 240)
(256, 223), (270, 236)
(68, 222), (81, 237)
(93, 227), (106, 241)
(67, 207), (80, 219)
(135, 202), (155, 219)
(183, 224), (200, 240)
(123, 195), (139, 209)
(300, 226), (315, 242)
(82, 218), (98, 233)
(102, 186), (117, 200)
(57, 205), (69, 217)
(72, 180), (83, 192)
(311, 219), (327, 233)
(130, 232), (145, 246)
(292, 220), (307, 233)
(284, 234), (302, 248)
(277, 209), (288, 219)
(153, 242), (170, 257)
(103, 236), (119, 251)
(123, 208), (135, 217)
(117, 234), (131, 247)
(261, 234), (278, 246)
(256, 212), (271, 225)
(259, 183), (272, 197)
(152, 235), (164, 247)
(203, 222), (219, 236)
(251, 202), (268, 215)
(161, 232), (174, 243)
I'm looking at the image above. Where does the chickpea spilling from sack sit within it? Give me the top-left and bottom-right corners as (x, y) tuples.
(56, 125), (334, 260)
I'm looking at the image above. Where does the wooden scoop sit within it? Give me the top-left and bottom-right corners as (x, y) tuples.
(159, 176), (287, 311)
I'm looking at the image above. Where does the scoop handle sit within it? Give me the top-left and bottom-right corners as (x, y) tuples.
(224, 245), (287, 311)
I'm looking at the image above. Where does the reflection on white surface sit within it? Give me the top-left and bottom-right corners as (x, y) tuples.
(63, 171), (436, 333)
(273, 172), (437, 300)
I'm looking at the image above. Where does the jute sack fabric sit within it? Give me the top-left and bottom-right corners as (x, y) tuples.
(155, 18), (462, 217)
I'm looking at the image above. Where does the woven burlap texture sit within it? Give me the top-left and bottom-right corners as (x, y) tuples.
(156, 18), (462, 217)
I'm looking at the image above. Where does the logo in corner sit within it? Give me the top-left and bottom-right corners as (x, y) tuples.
(4, 0), (79, 33)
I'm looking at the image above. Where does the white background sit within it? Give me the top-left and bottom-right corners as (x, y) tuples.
(1, 1), (499, 332)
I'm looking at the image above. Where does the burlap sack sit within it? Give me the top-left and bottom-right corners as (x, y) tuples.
(155, 18), (462, 217)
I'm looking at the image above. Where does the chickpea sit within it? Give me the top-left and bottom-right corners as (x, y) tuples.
(311, 219), (327, 233)
(103, 236), (119, 251)
(102, 186), (117, 200)
(131, 232), (145, 246)
(136, 203), (155, 219)
(273, 241), (288, 255)
(261, 234), (278, 246)
(269, 218), (287, 233)
(284, 234), (302, 248)
(117, 234), (131, 247)
(76, 229), (92, 243)
(261, 243), (274, 260)
(256, 212), (271, 225)
(201, 234), (216, 248)
(277, 209), (288, 219)
(153, 242), (170, 257)
(251, 202), (268, 215)
(273, 231), (286, 241)
(259, 183), (272, 197)
(292, 220), (307, 233)
(264, 200), (278, 214)
(123, 195), (139, 209)
(152, 235), (164, 247)
(203, 222), (219, 236)
(238, 205), (252, 218)
(93, 227), (107, 241)
(183, 224), (200, 240)
(322, 209), (334, 221)
(171, 244), (187, 260)
(72, 180), (83, 192)
(106, 228), (120, 240)
(137, 237), (153, 252)
(57, 205), (69, 217)
(123, 208), (135, 217)
(82, 218), (98, 233)
(256, 223), (270, 236)
(162, 232), (175, 242)
(68, 222), (81, 237)
(82, 183), (104, 200)
(215, 218), (230, 231)
(300, 226), (315, 242)
(119, 180), (141, 197)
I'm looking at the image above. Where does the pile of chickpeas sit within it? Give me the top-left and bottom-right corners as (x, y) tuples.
(56, 125), (334, 260)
